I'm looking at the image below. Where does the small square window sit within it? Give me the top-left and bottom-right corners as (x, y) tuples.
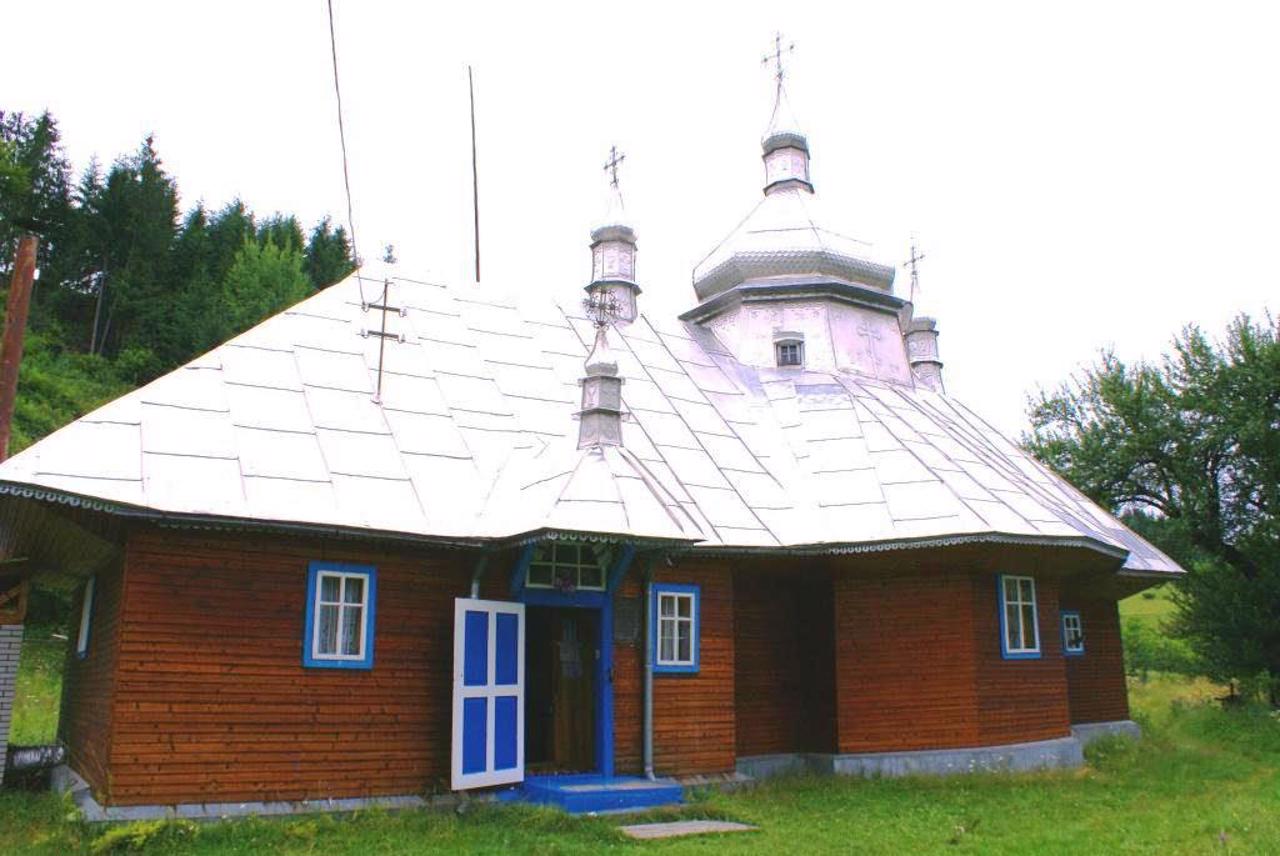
(1061, 611), (1085, 656)
(776, 341), (804, 367)
(304, 562), (376, 669)
(525, 542), (606, 591)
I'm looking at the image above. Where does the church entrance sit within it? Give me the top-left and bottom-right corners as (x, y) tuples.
(524, 607), (598, 774)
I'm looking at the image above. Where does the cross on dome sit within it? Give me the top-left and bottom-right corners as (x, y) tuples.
(603, 145), (627, 190)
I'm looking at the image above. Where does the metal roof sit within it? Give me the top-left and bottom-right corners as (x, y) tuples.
(0, 273), (1181, 574)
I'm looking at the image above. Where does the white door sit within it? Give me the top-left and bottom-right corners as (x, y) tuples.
(451, 598), (525, 790)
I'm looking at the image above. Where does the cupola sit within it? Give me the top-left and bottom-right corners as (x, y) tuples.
(681, 37), (910, 385)
(585, 146), (640, 325)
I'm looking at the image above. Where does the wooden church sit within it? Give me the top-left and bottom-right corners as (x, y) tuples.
(0, 71), (1181, 817)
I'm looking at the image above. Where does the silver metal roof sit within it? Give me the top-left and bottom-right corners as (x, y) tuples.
(0, 274), (1180, 574)
(691, 185), (898, 301)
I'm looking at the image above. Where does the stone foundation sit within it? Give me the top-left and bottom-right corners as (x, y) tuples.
(736, 721), (1142, 782)
(0, 624), (22, 787)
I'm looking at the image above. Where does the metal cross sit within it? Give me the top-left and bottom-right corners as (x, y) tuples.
(762, 32), (796, 91)
(583, 289), (621, 329)
(603, 145), (626, 190)
(904, 236), (927, 304)
(855, 319), (885, 376)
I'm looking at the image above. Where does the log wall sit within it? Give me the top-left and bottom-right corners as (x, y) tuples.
(1061, 597), (1130, 724)
(60, 563), (123, 798)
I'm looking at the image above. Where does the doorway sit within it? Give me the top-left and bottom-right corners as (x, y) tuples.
(525, 607), (598, 773)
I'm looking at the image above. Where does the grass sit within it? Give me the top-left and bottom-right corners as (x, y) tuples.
(2, 675), (1278, 855)
(1120, 584), (1178, 630)
(10, 625), (65, 745)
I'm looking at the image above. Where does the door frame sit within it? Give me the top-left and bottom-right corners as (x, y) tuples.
(510, 543), (635, 778)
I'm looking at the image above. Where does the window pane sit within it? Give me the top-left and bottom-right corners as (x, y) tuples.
(318, 603), (339, 654)
(320, 575), (340, 603)
(660, 628), (675, 663)
(1004, 577), (1018, 603)
(1020, 578), (1035, 603)
(579, 564), (603, 589)
(677, 625), (691, 663)
(660, 595), (675, 618)
(1006, 604), (1020, 650)
(677, 596), (691, 619)
(1021, 604), (1037, 648)
(341, 604), (363, 655)
(528, 563), (552, 586)
(343, 577), (364, 605)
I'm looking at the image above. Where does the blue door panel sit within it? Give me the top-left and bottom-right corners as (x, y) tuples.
(495, 612), (519, 686)
(462, 696), (487, 774)
(494, 695), (518, 770)
(463, 611), (489, 687)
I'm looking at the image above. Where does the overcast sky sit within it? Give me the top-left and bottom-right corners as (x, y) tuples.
(6, 1), (1278, 434)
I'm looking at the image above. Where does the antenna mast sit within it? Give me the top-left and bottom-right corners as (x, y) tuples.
(469, 65), (481, 285)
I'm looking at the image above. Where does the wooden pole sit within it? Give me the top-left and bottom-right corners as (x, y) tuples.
(0, 235), (38, 461)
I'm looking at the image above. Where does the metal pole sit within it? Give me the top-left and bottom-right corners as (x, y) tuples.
(468, 65), (481, 285)
(0, 236), (38, 461)
(643, 556), (656, 780)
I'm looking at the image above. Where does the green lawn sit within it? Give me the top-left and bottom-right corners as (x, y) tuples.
(10, 625), (65, 745)
(1120, 584), (1178, 631)
(2, 674), (1277, 855)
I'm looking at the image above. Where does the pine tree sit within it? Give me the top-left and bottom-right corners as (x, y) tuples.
(304, 216), (356, 289)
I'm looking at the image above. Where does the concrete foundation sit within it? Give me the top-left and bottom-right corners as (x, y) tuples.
(1071, 719), (1142, 744)
(0, 624), (22, 787)
(737, 721), (1142, 782)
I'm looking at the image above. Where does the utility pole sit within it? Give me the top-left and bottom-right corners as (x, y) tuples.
(0, 235), (38, 461)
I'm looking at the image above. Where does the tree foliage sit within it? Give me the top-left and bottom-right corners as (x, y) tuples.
(1027, 315), (1280, 702)
(0, 108), (356, 453)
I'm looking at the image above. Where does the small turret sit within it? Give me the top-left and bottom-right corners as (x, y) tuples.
(578, 324), (624, 449)
(906, 316), (944, 392)
(585, 146), (641, 325)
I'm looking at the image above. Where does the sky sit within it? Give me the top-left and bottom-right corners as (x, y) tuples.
(5, 0), (1278, 434)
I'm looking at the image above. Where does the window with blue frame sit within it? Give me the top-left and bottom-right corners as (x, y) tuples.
(998, 574), (1041, 659)
(652, 583), (699, 673)
(304, 562), (376, 669)
(1061, 610), (1085, 656)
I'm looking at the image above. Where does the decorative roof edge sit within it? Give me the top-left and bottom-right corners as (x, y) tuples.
(0, 481), (1180, 575)
(680, 276), (907, 324)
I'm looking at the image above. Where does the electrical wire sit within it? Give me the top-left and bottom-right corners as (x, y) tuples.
(325, 0), (366, 306)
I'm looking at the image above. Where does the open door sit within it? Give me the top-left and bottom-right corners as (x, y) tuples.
(452, 598), (525, 790)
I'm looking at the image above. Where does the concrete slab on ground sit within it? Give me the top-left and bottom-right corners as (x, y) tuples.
(619, 820), (758, 840)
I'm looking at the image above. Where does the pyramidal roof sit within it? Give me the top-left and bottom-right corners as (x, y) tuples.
(0, 271), (1180, 574)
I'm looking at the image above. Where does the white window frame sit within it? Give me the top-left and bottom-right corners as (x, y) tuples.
(999, 574), (1041, 659)
(525, 542), (606, 592)
(655, 588), (698, 671)
(1061, 611), (1085, 656)
(303, 562), (377, 669)
(75, 576), (95, 659)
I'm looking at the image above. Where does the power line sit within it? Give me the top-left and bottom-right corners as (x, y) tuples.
(325, 0), (366, 306)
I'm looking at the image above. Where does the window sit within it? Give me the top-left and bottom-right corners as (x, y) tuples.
(303, 562), (376, 669)
(1061, 611), (1085, 656)
(998, 574), (1040, 659)
(776, 340), (804, 367)
(652, 583), (699, 673)
(75, 576), (95, 659)
(526, 542), (605, 591)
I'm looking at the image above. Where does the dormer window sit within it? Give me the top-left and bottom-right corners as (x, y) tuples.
(775, 335), (804, 367)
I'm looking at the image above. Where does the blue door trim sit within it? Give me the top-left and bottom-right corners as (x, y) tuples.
(512, 543), (636, 778)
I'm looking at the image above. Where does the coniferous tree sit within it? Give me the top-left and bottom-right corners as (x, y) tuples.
(304, 216), (356, 288)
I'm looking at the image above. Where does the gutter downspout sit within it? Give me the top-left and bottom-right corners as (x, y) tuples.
(643, 554), (656, 780)
(469, 551), (489, 598)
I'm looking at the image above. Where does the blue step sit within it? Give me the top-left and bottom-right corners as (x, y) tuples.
(501, 774), (684, 814)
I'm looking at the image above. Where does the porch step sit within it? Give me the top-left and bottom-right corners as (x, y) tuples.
(508, 774), (683, 815)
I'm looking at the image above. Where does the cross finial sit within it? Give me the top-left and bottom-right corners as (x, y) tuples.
(904, 235), (927, 304)
(762, 32), (795, 93)
(603, 145), (626, 190)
